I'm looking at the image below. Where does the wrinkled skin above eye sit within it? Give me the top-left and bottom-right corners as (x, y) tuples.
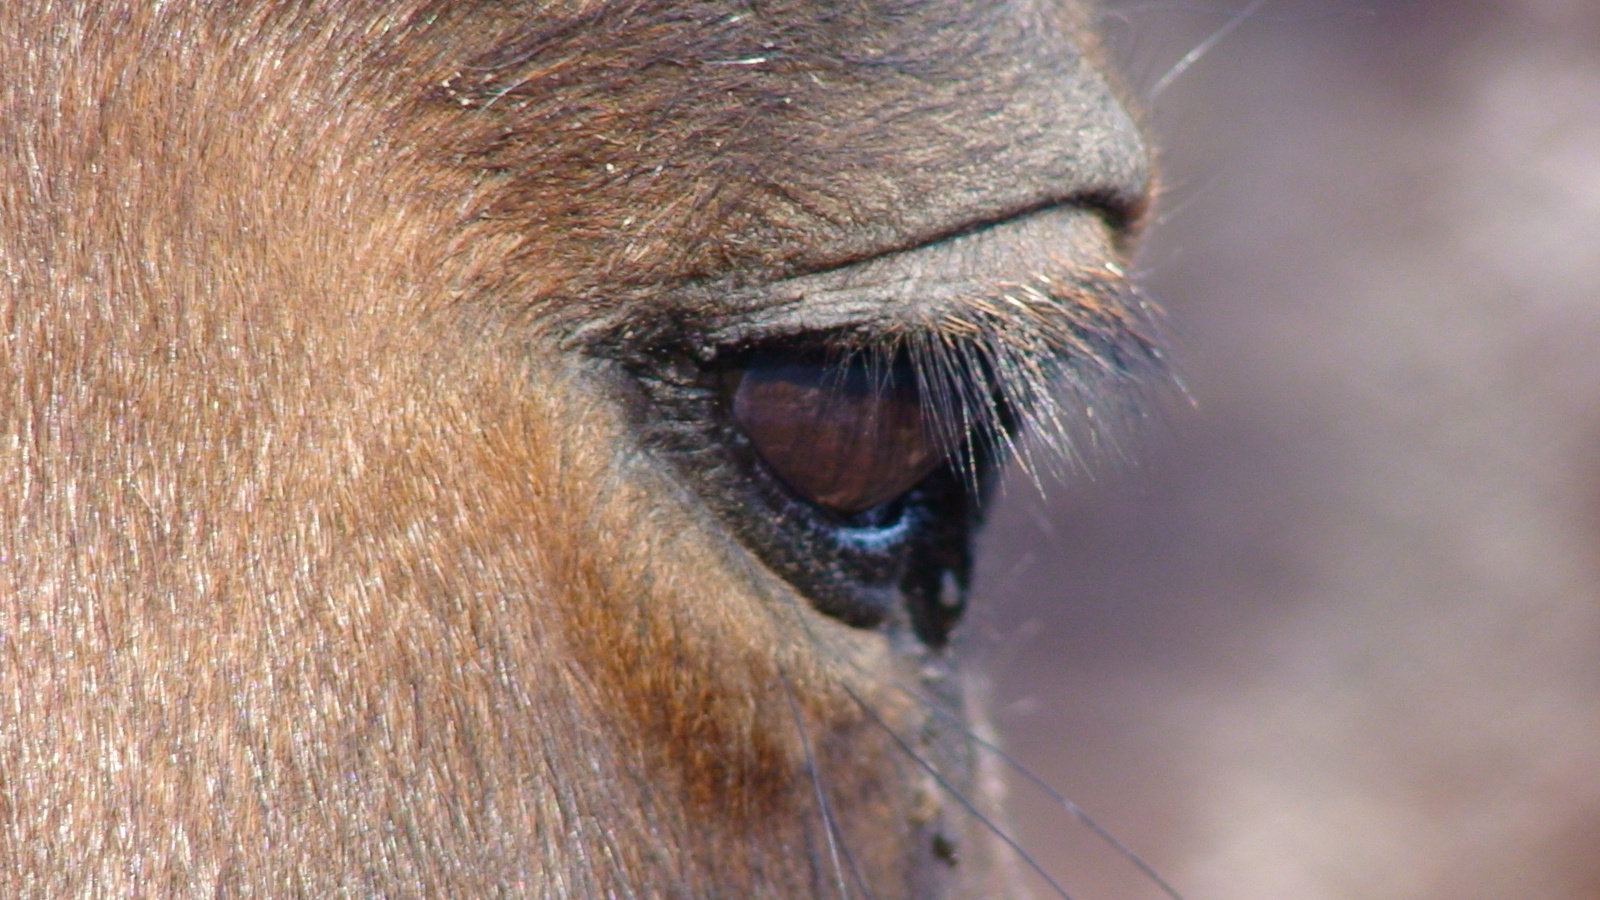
(729, 354), (944, 515)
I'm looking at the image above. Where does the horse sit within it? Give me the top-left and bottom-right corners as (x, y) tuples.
(0, 0), (1158, 895)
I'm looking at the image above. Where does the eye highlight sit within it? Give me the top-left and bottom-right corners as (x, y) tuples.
(728, 352), (945, 515)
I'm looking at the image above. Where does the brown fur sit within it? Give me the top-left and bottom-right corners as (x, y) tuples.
(0, 1), (1150, 896)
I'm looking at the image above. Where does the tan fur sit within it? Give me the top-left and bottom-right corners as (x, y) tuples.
(0, 1), (1150, 896)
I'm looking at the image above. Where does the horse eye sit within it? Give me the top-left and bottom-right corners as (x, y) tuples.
(728, 353), (945, 515)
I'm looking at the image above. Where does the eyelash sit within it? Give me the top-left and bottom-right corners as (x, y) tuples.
(624, 287), (1159, 511)
(715, 343), (976, 514)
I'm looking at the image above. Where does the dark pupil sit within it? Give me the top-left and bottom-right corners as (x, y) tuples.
(730, 353), (945, 515)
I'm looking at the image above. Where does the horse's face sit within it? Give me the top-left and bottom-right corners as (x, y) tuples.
(0, 1), (1154, 896)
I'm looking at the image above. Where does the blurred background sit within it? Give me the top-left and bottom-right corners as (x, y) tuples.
(972, 1), (1600, 897)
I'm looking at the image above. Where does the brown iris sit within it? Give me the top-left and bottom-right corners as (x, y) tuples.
(729, 353), (945, 515)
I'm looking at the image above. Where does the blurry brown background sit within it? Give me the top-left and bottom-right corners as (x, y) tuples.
(973, 1), (1600, 897)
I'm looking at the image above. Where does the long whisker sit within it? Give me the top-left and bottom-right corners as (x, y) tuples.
(835, 679), (1081, 900)
(915, 701), (1187, 900)
(823, 641), (1188, 900)
(752, 568), (1063, 900)
(750, 497), (1146, 900)
(776, 584), (1185, 900)
(776, 665), (871, 900)
(1149, 0), (1272, 99)
(735, 547), (888, 900)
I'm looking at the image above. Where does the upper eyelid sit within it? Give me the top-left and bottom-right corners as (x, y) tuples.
(696, 206), (1128, 347)
(571, 205), (1131, 364)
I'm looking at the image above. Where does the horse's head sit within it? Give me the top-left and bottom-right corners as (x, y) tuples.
(0, 1), (1154, 895)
